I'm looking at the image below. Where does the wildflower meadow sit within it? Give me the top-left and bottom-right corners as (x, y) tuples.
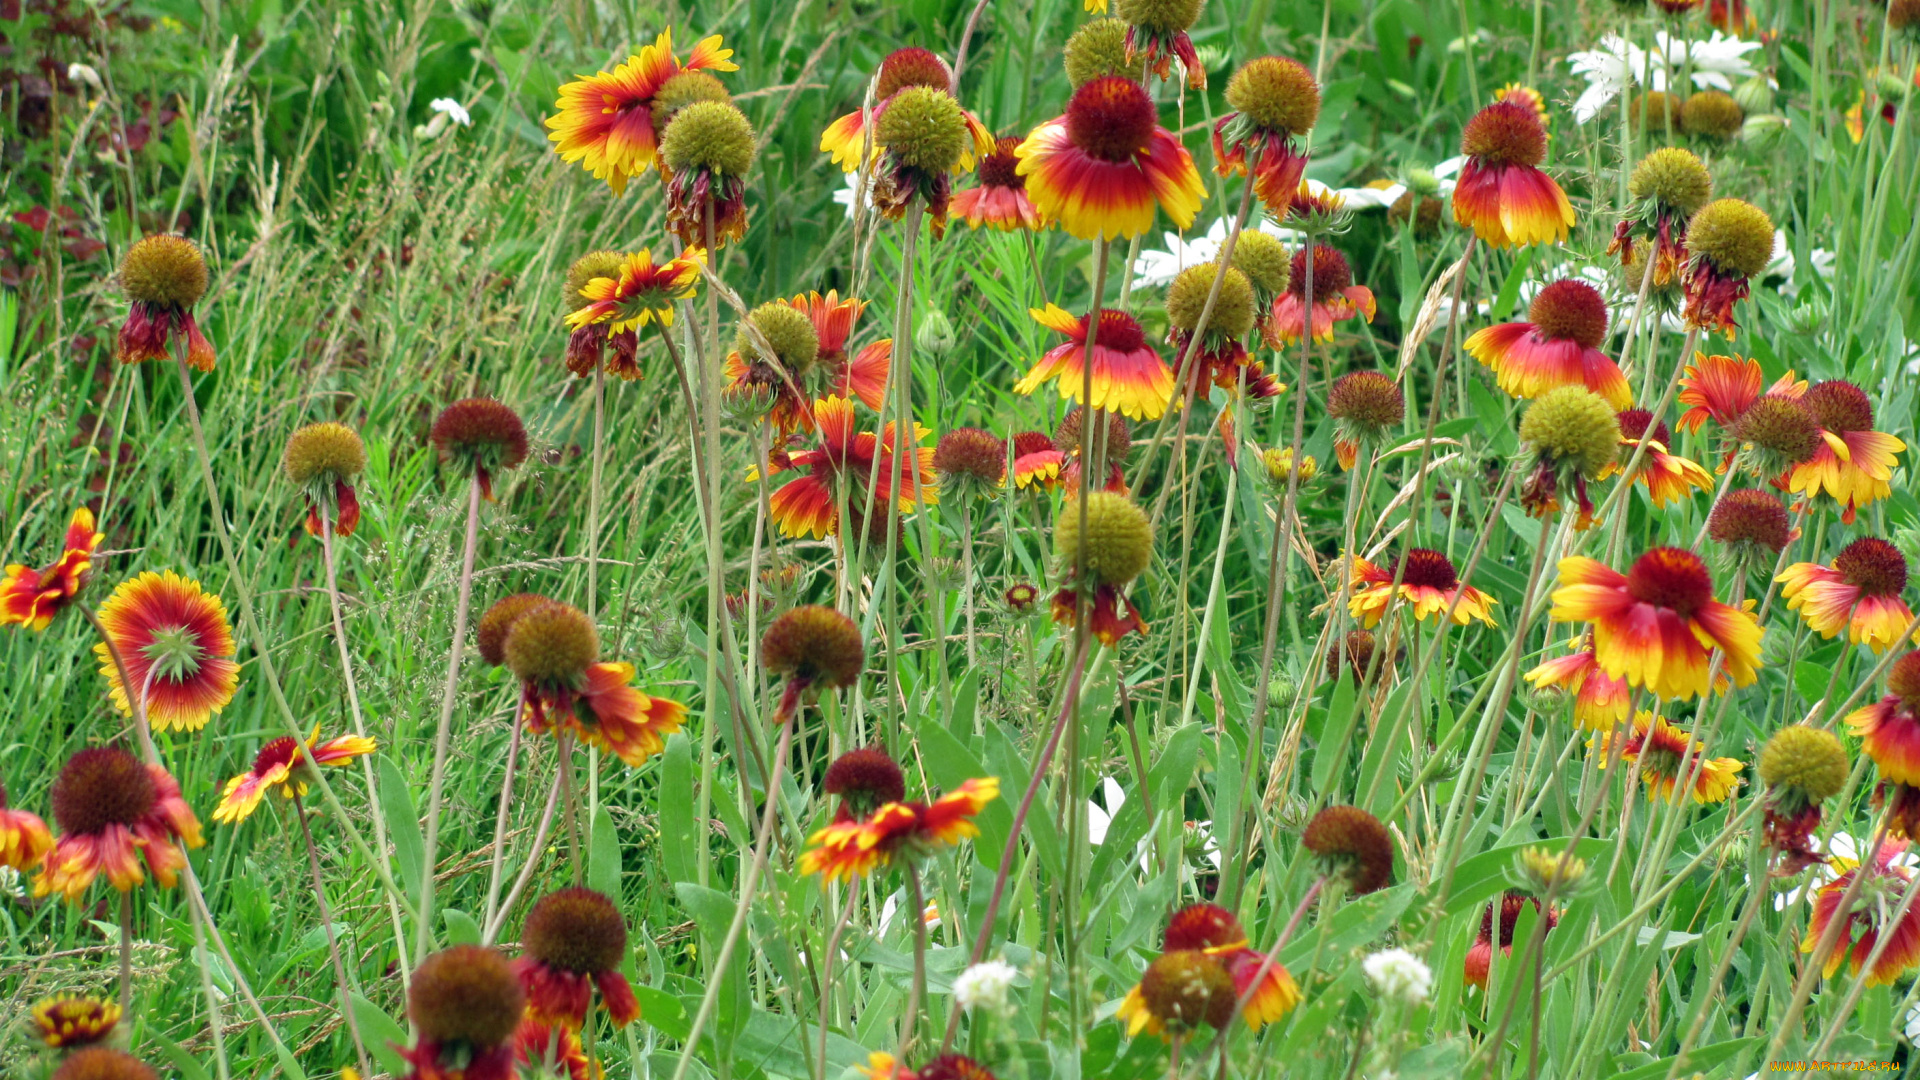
(6, 0), (1920, 1077)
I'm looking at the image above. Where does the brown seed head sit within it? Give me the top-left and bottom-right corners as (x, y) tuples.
(934, 427), (1009, 491)
(51, 1048), (158, 1080)
(522, 887), (628, 975)
(1327, 371), (1405, 434)
(1460, 100), (1548, 166)
(52, 747), (155, 836)
(1137, 950), (1237, 1031)
(1731, 394), (1821, 465)
(283, 422), (368, 486)
(1224, 56), (1320, 136)
(1528, 280), (1610, 348)
(431, 398), (530, 476)
(477, 593), (551, 667)
(1064, 76), (1158, 163)
(503, 602), (600, 686)
(1801, 380), (1876, 434)
(762, 605), (865, 688)
(1053, 406), (1132, 461)
(824, 747), (908, 817)
(408, 945), (525, 1048)
(1301, 804), (1394, 895)
(1707, 489), (1791, 556)
(120, 235), (208, 308)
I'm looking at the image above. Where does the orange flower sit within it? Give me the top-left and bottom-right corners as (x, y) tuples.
(1464, 893), (1557, 989)
(1010, 431), (1065, 492)
(526, 661), (687, 768)
(545, 29), (737, 193)
(1346, 549), (1496, 627)
(798, 777), (999, 882)
(1264, 244), (1376, 346)
(1016, 76), (1205, 241)
(1675, 352), (1806, 434)
(951, 137), (1043, 231)
(820, 49), (992, 174)
(1607, 408), (1714, 508)
(1779, 538), (1918, 654)
(513, 1018), (593, 1080)
(1549, 548), (1761, 700)
(1591, 710), (1744, 804)
(1452, 100), (1574, 247)
(1524, 636), (1631, 731)
(565, 248), (705, 336)
(1802, 839), (1920, 986)
(724, 291), (891, 434)
(1787, 380), (1906, 524)
(1, 507), (103, 630)
(93, 570), (240, 733)
(1465, 281), (1630, 409)
(1849, 652), (1920, 784)
(213, 726), (377, 824)
(1014, 304), (1173, 421)
(0, 779), (52, 872)
(762, 396), (937, 539)
(35, 747), (203, 902)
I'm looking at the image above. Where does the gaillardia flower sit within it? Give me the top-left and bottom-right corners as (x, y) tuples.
(1778, 538), (1918, 653)
(951, 137), (1043, 231)
(820, 49), (991, 175)
(858, 1052), (999, 1080)
(477, 592), (551, 667)
(430, 397), (530, 501)
(1166, 263), (1269, 402)
(562, 247), (706, 379)
(1302, 805), (1395, 894)
(30, 993), (121, 1049)
(762, 606), (866, 713)
(1264, 244), (1375, 345)
(513, 1019), (592, 1080)
(1123, 902), (1302, 1032)
(1051, 491), (1153, 644)
(1464, 893), (1558, 989)
(34, 747), (202, 902)
(1802, 839), (1920, 987)
(116, 234), (215, 370)
(0, 778), (53, 872)
(866, 85), (982, 235)
(1326, 371), (1403, 470)
(1326, 629), (1396, 686)
(1682, 198), (1774, 337)
(94, 571), (240, 733)
(1346, 548), (1497, 627)
(1016, 75), (1205, 241)
(1465, 280), (1631, 409)
(1682, 91), (1745, 141)
(1708, 488), (1793, 569)
(1846, 651), (1920, 787)
(1452, 99), (1574, 247)
(659, 100), (755, 246)
(1609, 147), (1713, 288)
(1675, 352), (1806, 435)
(563, 250), (640, 378)
(1010, 430), (1065, 491)
(1758, 724), (1849, 875)
(933, 427), (1008, 501)
(1, 507), (103, 630)
(1524, 635), (1631, 731)
(725, 293), (890, 434)
(213, 726), (377, 824)
(1063, 18), (1133, 88)
(545, 28), (737, 194)
(822, 747), (908, 821)
(1787, 379), (1907, 524)
(1114, 950), (1237, 1037)
(762, 396), (937, 539)
(515, 886), (641, 1029)
(402, 945), (526, 1080)
(798, 774), (999, 882)
(283, 422), (368, 539)
(1116, 0), (1207, 88)
(1608, 408), (1713, 508)
(1549, 547), (1762, 700)
(1213, 56), (1319, 209)
(1014, 304), (1173, 421)
(1591, 710), (1744, 804)
(504, 601), (687, 767)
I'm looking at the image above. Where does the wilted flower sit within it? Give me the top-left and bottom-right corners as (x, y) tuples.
(563, 247), (705, 379)
(1682, 198), (1774, 337)
(1611, 148), (1713, 288)
(430, 398), (530, 501)
(284, 422), (368, 539)
(1212, 56), (1319, 208)
(1759, 724), (1849, 875)
(659, 100), (755, 246)
(1326, 371), (1403, 470)
(1707, 488), (1793, 569)
(116, 235), (215, 370)
(35, 747), (202, 902)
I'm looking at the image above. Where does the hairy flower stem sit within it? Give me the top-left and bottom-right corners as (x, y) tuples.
(669, 709), (798, 1080)
(588, 364), (606, 619)
(294, 793), (373, 1078)
(699, 206), (726, 889)
(961, 500), (980, 678)
(892, 201), (953, 716)
(558, 731), (587, 883)
(481, 716), (525, 932)
(415, 470), (483, 961)
(1217, 472), (1288, 910)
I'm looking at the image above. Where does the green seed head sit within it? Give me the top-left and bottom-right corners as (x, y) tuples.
(283, 422), (368, 486)
(1224, 56), (1320, 136)
(1166, 264), (1256, 338)
(874, 86), (970, 174)
(1628, 148), (1712, 217)
(1115, 0), (1205, 34)
(1229, 230), (1291, 301)
(120, 234), (209, 308)
(660, 100), (756, 177)
(504, 602), (599, 686)
(1055, 492), (1153, 587)
(1519, 386), (1620, 480)
(1063, 19), (1133, 89)
(565, 250), (627, 312)
(1758, 725), (1848, 802)
(651, 69), (731, 129)
(735, 301), (820, 373)
(1681, 91), (1744, 140)
(1687, 198), (1775, 279)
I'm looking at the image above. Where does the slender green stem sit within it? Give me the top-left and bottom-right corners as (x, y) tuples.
(416, 470), (484, 962)
(294, 792), (373, 1078)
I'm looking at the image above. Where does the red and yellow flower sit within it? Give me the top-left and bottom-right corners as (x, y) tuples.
(1778, 538), (1917, 654)
(1786, 380), (1906, 524)
(1524, 636), (1631, 731)
(1212, 56), (1319, 210)
(1014, 304), (1173, 421)
(1606, 408), (1714, 507)
(1464, 893), (1558, 989)
(1264, 244), (1375, 346)
(1802, 839), (1920, 987)
(724, 291), (891, 434)
(514, 886), (641, 1031)
(1118, 903), (1302, 1033)
(1452, 99), (1574, 247)
(820, 49), (992, 173)
(546, 28), (737, 193)
(1464, 280), (1630, 409)
(1549, 547), (1762, 700)
(513, 1019), (593, 1080)
(116, 234), (217, 370)
(762, 395), (937, 539)
(93, 570), (241, 733)
(30, 994), (121, 1049)
(1, 507), (103, 630)
(1016, 76), (1205, 241)
(950, 137), (1043, 231)
(563, 247), (706, 353)
(1346, 549), (1497, 627)
(1675, 352), (1806, 435)
(1010, 431), (1065, 491)
(213, 726), (377, 824)
(798, 777), (999, 882)
(1850, 652), (1920, 785)
(1591, 710), (1744, 804)
(0, 779), (52, 872)
(526, 661), (686, 768)
(34, 747), (203, 902)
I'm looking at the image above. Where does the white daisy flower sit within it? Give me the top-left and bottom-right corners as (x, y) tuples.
(1363, 948), (1434, 1006)
(953, 959), (1020, 1014)
(430, 98), (472, 127)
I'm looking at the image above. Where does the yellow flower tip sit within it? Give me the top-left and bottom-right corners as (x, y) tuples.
(283, 422), (368, 485)
(1229, 229), (1291, 298)
(737, 301), (821, 373)
(652, 69), (731, 129)
(1687, 198), (1775, 279)
(1055, 491), (1153, 587)
(503, 602), (600, 686)
(120, 234), (208, 308)
(1758, 725), (1848, 802)
(565, 250), (628, 312)
(1517, 845), (1588, 892)
(874, 85), (971, 174)
(1519, 386), (1620, 479)
(1681, 90), (1745, 140)
(1063, 18), (1132, 89)
(1225, 56), (1320, 136)
(1116, 0), (1204, 34)
(1166, 264), (1255, 337)
(660, 100), (755, 177)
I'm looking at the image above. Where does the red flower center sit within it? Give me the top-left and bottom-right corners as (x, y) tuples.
(1707, 489), (1790, 552)
(1083, 308), (1147, 354)
(825, 746), (907, 816)
(1395, 548), (1459, 592)
(1064, 76), (1158, 163)
(1625, 546), (1714, 618)
(979, 136), (1024, 188)
(252, 736), (304, 776)
(1011, 431), (1055, 457)
(1889, 652), (1920, 710)
(1528, 280), (1609, 348)
(1614, 408), (1670, 446)
(1460, 100), (1548, 166)
(876, 47), (953, 99)
(1288, 244), (1354, 299)
(1801, 379), (1875, 434)
(1834, 537), (1909, 597)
